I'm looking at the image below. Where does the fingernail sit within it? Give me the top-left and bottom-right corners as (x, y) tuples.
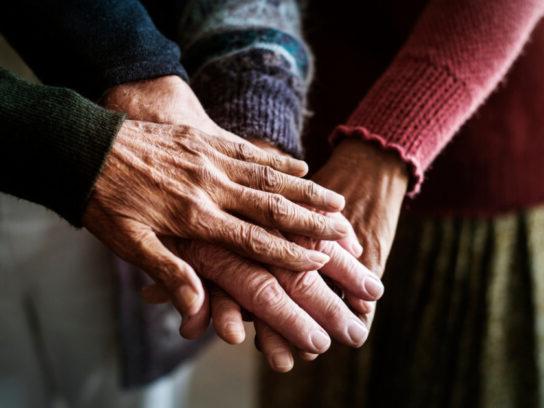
(363, 276), (384, 299)
(351, 242), (363, 257)
(270, 352), (294, 372)
(310, 330), (331, 352)
(307, 251), (330, 267)
(327, 191), (345, 210)
(224, 322), (245, 344)
(178, 285), (199, 315)
(347, 320), (369, 347)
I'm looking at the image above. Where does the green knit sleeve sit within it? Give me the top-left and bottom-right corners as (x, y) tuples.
(0, 67), (126, 226)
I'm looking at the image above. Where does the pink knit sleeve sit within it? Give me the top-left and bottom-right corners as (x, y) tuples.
(331, 0), (544, 195)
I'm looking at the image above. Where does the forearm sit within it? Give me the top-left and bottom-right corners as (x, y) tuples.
(181, 0), (311, 158)
(1, 0), (187, 99)
(0, 68), (125, 225)
(334, 0), (544, 194)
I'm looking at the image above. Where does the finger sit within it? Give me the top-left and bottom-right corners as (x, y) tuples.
(331, 213), (363, 257)
(210, 286), (246, 345)
(224, 187), (350, 241)
(298, 350), (319, 361)
(273, 268), (368, 348)
(141, 283), (170, 304)
(255, 320), (294, 373)
(124, 224), (205, 316)
(209, 135), (308, 177)
(317, 240), (384, 301)
(223, 162), (344, 212)
(175, 242), (331, 354)
(207, 213), (330, 272)
(346, 294), (375, 316)
(180, 287), (211, 339)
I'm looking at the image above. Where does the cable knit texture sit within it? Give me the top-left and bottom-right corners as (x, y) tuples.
(331, 0), (544, 196)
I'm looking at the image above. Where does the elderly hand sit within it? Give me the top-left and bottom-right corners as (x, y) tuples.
(162, 140), (386, 372)
(216, 138), (406, 371)
(146, 232), (385, 362)
(312, 138), (408, 326)
(85, 76), (350, 317)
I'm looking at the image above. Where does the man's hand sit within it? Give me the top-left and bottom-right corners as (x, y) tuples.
(102, 75), (221, 135)
(86, 76), (350, 317)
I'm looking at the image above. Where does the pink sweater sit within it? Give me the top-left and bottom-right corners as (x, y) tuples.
(304, 0), (544, 216)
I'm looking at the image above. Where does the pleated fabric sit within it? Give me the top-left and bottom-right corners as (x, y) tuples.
(259, 206), (544, 408)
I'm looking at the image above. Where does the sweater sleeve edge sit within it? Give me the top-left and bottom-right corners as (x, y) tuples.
(330, 125), (423, 197)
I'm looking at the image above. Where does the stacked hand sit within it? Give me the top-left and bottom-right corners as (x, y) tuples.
(93, 75), (407, 372)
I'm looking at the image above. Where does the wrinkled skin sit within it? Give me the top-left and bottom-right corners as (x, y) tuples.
(97, 75), (391, 370)
(242, 138), (409, 370)
(85, 76), (351, 318)
(176, 140), (399, 372)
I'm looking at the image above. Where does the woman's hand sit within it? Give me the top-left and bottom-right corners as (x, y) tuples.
(85, 77), (351, 318)
(239, 138), (408, 371)
(172, 139), (394, 372)
(312, 138), (408, 325)
(163, 232), (385, 365)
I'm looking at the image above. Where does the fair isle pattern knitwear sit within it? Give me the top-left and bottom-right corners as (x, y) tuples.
(330, 0), (544, 195)
(179, 0), (310, 158)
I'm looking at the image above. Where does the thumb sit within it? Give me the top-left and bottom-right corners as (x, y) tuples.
(126, 224), (205, 316)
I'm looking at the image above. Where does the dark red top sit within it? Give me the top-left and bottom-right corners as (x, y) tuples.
(303, 0), (544, 216)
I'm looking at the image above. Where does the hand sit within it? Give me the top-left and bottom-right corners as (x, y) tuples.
(170, 140), (385, 372)
(313, 138), (408, 326)
(102, 75), (222, 135)
(235, 138), (406, 371)
(154, 234), (384, 361)
(85, 77), (351, 318)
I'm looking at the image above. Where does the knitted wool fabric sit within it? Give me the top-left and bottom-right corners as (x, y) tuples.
(0, 0), (188, 100)
(329, 0), (544, 196)
(0, 68), (125, 225)
(181, 0), (311, 158)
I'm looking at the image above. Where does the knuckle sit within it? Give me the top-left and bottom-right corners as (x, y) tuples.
(260, 166), (282, 192)
(288, 271), (320, 297)
(236, 143), (256, 161)
(303, 181), (320, 202)
(244, 224), (268, 253)
(323, 298), (344, 322)
(156, 258), (184, 287)
(269, 153), (283, 171)
(252, 277), (285, 309)
(309, 213), (328, 234)
(267, 194), (292, 224)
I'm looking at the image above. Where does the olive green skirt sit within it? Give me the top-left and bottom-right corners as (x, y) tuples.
(259, 206), (544, 408)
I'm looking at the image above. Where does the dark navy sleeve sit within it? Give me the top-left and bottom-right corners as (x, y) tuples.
(1, 0), (187, 100)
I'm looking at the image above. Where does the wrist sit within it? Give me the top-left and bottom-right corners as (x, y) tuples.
(333, 138), (409, 196)
(105, 75), (183, 94)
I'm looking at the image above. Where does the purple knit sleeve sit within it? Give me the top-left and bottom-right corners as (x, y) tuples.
(179, 1), (311, 158)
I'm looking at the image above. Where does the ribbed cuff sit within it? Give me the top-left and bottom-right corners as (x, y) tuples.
(0, 72), (126, 226)
(34, 89), (126, 226)
(190, 50), (305, 158)
(332, 55), (472, 195)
